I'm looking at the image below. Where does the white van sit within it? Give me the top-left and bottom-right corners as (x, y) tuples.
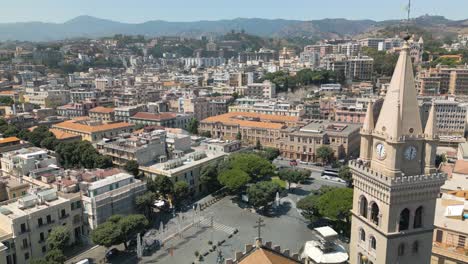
(76, 259), (90, 264)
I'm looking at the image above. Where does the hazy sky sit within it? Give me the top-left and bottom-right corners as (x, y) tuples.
(1, 0), (466, 23)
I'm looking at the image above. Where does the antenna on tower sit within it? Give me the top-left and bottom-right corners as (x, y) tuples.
(404, 0), (412, 41)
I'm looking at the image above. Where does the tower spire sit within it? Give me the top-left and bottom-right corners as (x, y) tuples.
(362, 101), (374, 134)
(424, 100), (438, 139)
(374, 41), (423, 139)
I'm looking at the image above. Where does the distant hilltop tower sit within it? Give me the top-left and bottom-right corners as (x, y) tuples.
(348, 40), (446, 264)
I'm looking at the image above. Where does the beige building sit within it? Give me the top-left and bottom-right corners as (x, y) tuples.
(0, 189), (83, 264)
(349, 42), (446, 264)
(88, 106), (115, 122)
(199, 112), (301, 148)
(52, 118), (134, 142)
(418, 66), (468, 95)
(0, 177), (29, 202)
(278, 120), (361, 162)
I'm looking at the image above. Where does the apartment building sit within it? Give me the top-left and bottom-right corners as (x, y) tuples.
(140, 150), (225, 195)
(182, 96), (231, 121)
(0, 189), (83, 264)
(114, 105), (147, 122)
(89, 107), (115, 122)
(277, 120), (361, 161)
(0, 147), (57, 177)
(0, 177), (29, 202)
(129, 112), (192, 129)
(56, 100), (97, 118)
(418, 66), (468, 95)
(199, 112), (301, 148)
(52, 118), (134, 142)
(22, 88), (70, 108)
(431, 160), (468, 263)
(81, 172), (146, 229)
(334, 98), (383, 124)
(96, 130), (167, 166)
(70, 89), (99, 103)
(358, 38), (385, 49)
(419, 98), (467, 145)
(228, 100), (305, 117)
(237, 81), (276, 99)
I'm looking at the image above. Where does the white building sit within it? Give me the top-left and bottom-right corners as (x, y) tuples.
(0, 147), (57, 177)
(81, 172), (146, 229)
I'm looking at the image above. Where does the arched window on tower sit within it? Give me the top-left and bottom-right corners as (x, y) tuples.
(359, 228), (366, 242)
(370, 202), (379, 225)
(414, 206), (423, 228)
(370, 236), (376, 250)
(399, 208), (410, 231)
(398, 243), (405, 256)
(360, 196), (368, 218)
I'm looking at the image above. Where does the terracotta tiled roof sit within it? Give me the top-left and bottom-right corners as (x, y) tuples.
(453, 160), (468, 175)
(53, 120), (134, 133)
(132, 112), (177, 121)
(238, 248), (300, 264)
(90, 106), (115, 114)
(0, 137), (20, 144)
(49, 128), (81, 140)
(0, 91), (16, 95)
(201, 112), (291, 130)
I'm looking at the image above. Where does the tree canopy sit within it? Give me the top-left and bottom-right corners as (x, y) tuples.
(278, 168), (309, 189)
(187, 118), (199, 135)
(316, 146), (334, 164)
(247, 181), (281, 211)
(46, 226), (70, 251)
(124, 160), (140, 177)
(91, 214), (148, 249)
(147, 175), (174, 198)
(228, 153), (274, 180)
(218, 168), (251, 192)
(200, 162), (222, 193)
(173, 181), (190, 206)
(135, 191), (157, 218)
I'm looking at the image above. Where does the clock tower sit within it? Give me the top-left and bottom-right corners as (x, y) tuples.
(348, 42), (446, 264)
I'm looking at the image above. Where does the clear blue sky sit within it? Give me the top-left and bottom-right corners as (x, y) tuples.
(1, 0), (466, 23)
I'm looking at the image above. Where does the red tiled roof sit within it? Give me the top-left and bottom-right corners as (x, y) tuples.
(132, 112), (177, 121)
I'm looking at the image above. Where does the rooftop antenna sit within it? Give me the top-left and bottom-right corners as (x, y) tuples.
(404, 0), (412, 41)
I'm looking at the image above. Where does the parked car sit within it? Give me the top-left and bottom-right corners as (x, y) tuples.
(76, 259), (90, 264)
(105, 248), (120, 260)
(289, 160), (298, 166)
(298, 160), (308, 165)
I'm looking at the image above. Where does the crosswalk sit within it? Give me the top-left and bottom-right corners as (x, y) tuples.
(199, 218), (237, 234)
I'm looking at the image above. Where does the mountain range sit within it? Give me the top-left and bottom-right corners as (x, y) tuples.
(0, 15), (467, 42)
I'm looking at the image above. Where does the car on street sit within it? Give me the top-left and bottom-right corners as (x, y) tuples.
(289, 160), (298, 166)
(105, 248), (120, 260)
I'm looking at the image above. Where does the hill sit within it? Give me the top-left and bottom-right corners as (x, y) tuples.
(0, 15), (466, 42)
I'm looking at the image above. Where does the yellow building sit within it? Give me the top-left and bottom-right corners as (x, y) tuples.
(52, 118), (134, 142)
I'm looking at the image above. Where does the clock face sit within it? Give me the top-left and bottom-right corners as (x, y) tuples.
(375, 143), (386, 160)
(404, 146), (417, 161)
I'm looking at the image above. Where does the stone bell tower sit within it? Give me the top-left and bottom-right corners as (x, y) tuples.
(348, 41), (446, 264)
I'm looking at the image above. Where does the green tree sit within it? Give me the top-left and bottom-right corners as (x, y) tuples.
(124, 160), (140, 177)
(435, 154), (447, 167)
(259, 147), (280, 161)
(147, 175), (174, 198)
(91, 221), (122, 248)
(95, 155), (113, 169)
(278, 168), (309, 189)
(135, 191), (157, 218)
(118, 214), (149, 249)
(187, 118), (199, 135)
(236, 131), (242, 140)
(316, 188), (353, 224)
(229, 153), (274, 180)
(30, 259), (50, 264)
(200, 163), (221, 193)
(46, 226), (70, 251)
(45, 249), (66, 264)
(255, 139), (262, 150)
(338, 165), (352, 186)
(247, 181), (281, 212)
(297, 193), (322, 224)
(218, 168), (251, 192)
(0, 97), (14, 106)
(316, 146), (334, 164)
(173, 181), (190, 206)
